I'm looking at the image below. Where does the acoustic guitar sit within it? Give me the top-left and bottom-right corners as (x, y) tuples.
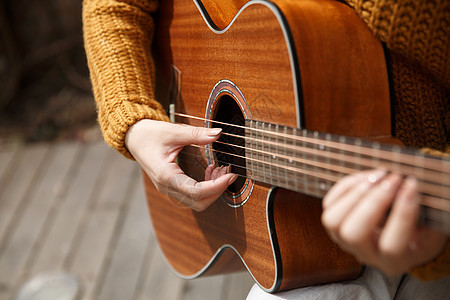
(144, 0), (450, 293)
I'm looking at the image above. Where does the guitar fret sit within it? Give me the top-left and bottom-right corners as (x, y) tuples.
(237, 119), (449, 234)
(245, 120), (252, 179)
(250, 120), (256, 181)
(302, 129), (309, 195)
(326, 135), (334, 191)
(311, 131), (321, 197)
(353, 138), (362, 173)
(274, 124), (279, 187)
(414, 151), (427, 203)
(338, 135), (346, 190)
(372, 141), (381, 171)
(244, 119), (449, 204)
(260, 121), (265, 183)
(261, 122), (267, 184)
(268, 123), (276, 186)
(293, 127), (299, 192)
(255, 121), (260, 181)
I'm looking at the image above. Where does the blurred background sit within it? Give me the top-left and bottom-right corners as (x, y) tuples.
(0, 0), (98, 144)
(0, 2), (254, 299)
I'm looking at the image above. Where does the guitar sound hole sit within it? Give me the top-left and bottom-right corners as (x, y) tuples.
(212, 94), (246, 194)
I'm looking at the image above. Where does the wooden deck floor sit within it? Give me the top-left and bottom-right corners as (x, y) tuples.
(0, 139), (254, 300)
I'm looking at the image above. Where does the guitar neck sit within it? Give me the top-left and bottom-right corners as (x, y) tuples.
(244, 119), (450, 233)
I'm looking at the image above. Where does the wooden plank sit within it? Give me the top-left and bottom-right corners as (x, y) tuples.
(0, 144), (49, 248)
(0, 143), (18, 186)
(0, 140), (253, 299)
(136, 243), (186, 300)
(97, 176), (153, 300)
(224, 272), (254, 300)
(182, 275), (227, 300)
(67, 150), (139, 300)
(0, 142), (80, 299)
(27, 141), (113, 274)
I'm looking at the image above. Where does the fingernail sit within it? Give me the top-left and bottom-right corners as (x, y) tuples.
(404, 176), (420, 205)
(228, 174), (238, 184)
(367, 169), (387, 183)
(207, 128), (222, 136)
(380, 174), (401, 191)
(405, 176), (418, 188)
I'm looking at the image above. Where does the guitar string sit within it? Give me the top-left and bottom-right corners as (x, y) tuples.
(199, 144), (449, 201)
(173, 126), (449, 196)
(174, 150), (449, 214)
(180, 112), (447, 173)
(178, 144), (450, 205)
(172, 112), (447, 173)
(214, 139), (358, 175)
(180, 147), (345, 186)
(173, 154), (448, 233)
(169, 113), (450, 209)
(214, 135), (446, 185)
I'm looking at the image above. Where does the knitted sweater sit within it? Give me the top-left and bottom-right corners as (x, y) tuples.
(82, 0), (449, 281)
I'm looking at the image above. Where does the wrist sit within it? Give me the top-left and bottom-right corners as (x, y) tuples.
(125, 119), (148, 149)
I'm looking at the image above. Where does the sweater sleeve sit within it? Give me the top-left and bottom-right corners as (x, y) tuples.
(343, 0), (449, 87)
(82, 0), (169, 159)
(342, 0), (449, 282)
(407, 148), (450, 281)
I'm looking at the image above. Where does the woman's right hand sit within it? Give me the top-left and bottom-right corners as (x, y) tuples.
(125, 119), (238, 212)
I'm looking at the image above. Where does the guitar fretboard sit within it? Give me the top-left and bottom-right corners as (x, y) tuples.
(244, 119), (450, 233)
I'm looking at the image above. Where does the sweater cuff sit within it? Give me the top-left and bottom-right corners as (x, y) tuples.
(99, 100), (170, 159)
(409, 241), (450, 281)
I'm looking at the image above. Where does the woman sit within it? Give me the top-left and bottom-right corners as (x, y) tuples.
(82, 0), (449, 298)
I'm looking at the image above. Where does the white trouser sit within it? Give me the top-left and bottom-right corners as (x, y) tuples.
(246, 267), (449, 300)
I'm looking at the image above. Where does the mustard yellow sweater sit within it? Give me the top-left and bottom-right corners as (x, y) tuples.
(82, 0), (449, 281)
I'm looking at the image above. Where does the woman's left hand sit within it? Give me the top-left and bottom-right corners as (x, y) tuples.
(321, 170), (447, 275)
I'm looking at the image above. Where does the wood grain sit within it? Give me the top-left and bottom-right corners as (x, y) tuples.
(273, 0), (391, 137)
(147, 0), (391, 293)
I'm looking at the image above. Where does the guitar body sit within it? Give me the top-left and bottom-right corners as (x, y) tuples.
(145, 0), (392, 292)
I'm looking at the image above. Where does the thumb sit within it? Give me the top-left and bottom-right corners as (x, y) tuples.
(169, 124), (222, 146)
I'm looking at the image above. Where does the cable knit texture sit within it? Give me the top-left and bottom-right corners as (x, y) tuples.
(83, 0), (169, 159)
(345, 0), (449, 150)
(82, 0), (448, 280)
(345, 0), (449, 86)
(344, 1), (449, 280)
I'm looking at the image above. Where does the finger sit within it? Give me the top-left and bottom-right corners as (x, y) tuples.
(194, 172), (237, 199)
(166, 123), (223, 146)
(219, 165), (231, 177)
(322, 174), (374, 233)
(211, 165), (224, 180)
(338, 173), (403, 256)
(205, 165), (230, 181)
(323, 169), (386, 209)
(201, 169), (237, 204)
(168, 172), (237, 211)
(212, 165), (231, 180)
(378, 176), (420, 257)
(322, 175), (360, 209)
(189, 173), (238, 211)
(205, 164), (215, 181)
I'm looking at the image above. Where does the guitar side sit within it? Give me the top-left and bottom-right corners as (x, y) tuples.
(146, 0), (391, 292)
